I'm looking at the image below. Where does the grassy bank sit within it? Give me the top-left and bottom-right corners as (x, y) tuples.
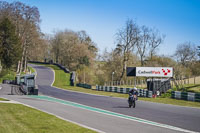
(28, 66), (35, 74)
(139, 97), (200, 107)
(29, 63), (200, 108)
(49, 65), (70, 86)
(0, 98), (9, 101)
(177, 84), (200, 93)
(0, 103), (96, 133)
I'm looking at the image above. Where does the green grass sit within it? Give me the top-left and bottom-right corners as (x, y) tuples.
(0, 98), (9, 101)
(49, 65), (70, 86)
(29, 63), (200, 108)
(0, 70), (16, 83)
(28, 66), (35, 74)
(0, 103), (96, 133)
(182, 84), (200, 93)
(139, 97), (200, 107)
(29, 63), (70, 86)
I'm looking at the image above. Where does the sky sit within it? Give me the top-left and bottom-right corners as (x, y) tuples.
(6, 0), (200, 56)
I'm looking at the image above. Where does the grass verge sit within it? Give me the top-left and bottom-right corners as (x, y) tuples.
(177, 84), (200, 93)
(0, 103), (96, 133)
(29, 63), (200, 108)
(28, 66), (35, 74)
(0, 98), (9, 101)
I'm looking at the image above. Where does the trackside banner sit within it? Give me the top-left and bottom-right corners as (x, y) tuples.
(136, 67), (173, 77)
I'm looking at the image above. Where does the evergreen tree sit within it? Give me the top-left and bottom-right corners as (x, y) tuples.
(0, 17), (22, 69)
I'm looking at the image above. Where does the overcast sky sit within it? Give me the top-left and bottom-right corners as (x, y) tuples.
(7, 0), (200, 56)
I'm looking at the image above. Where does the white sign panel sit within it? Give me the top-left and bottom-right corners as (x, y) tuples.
(136, 67), (173, 77)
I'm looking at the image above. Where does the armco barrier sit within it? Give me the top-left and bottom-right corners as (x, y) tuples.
(76, 83), (91, 89)
(29, 61), (70, 73)
(171, 91), (200, 102)
(96, 85), (152, 98)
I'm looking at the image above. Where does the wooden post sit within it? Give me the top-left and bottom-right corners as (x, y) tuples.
(134, 77), (136, 87)
(194, 77), (196, 84)
(171, 80), (173, 87)
(181, 76), (183, 85)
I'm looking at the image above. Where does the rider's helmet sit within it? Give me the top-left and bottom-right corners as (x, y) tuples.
(133, 87), (137, 91)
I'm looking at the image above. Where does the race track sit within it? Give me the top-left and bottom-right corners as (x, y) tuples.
(8, 64), (200, 133)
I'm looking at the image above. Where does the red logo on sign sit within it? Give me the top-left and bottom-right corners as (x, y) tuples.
(162, 69), (171, 76)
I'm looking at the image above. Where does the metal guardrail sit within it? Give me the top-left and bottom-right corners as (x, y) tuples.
(96, 86), (153, 98)
(28, 61), (70, 73)
(171, 91), (200, 102)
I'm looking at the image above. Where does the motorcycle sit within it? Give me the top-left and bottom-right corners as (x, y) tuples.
(128, 94), (137, 108)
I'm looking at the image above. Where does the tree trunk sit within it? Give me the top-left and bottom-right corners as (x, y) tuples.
(19, 40), (26, 74)
(150, 52), (153, 60)
(119, 57), (127, 81)
(23, 47), (28, 73)
(141, 56), (144, 66)
(16, 60), (20, 73)
(23, 54), (27, 73)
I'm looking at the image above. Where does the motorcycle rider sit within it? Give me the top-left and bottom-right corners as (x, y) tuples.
(128, 87), (138, 101)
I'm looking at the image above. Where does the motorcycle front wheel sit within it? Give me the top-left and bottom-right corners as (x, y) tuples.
(133, 101), (136, 108)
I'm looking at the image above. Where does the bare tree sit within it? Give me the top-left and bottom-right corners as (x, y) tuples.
(149, 29), (165, 59)
(174, 42), (197, 66)
(115, 19), (139, 81)
(136, 25), (150, 66)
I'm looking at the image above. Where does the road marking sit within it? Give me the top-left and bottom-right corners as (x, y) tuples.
(3, 97), (105, 133)
(29, 95), (197, 133)
(50, 68), (55, 86)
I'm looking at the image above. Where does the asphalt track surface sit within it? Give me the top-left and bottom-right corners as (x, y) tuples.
(1, 64), (200, 133)
(30, 64), (200, 132)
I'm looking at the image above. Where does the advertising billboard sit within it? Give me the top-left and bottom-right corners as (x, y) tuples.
(127, 67), (173, 77)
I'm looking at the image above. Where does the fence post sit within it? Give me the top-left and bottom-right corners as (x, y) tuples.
(181, 76), (183, 85)
(194, 77), (196, 84)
